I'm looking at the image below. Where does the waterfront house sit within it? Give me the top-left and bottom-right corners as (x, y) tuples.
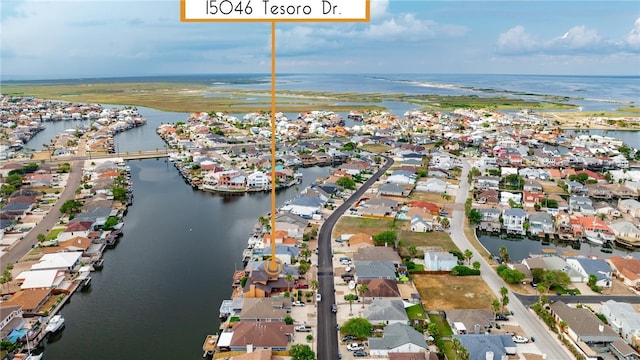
(619, 199), (640, 219)
(453, 334), (516, 360)
(424, 251), (458, 271)
(275, 212), (309, 229)
(479, 208), (500, 222)
(606, 256), (640, 290)
(246, 171), (269, 190)
(522, 256), (583, 283)
(224, 321), (294, 352)
(353, 260), (396, 281)
(502, 208), (527, 235)
(281, 196), (323, 219)
(0, 305), (23, 337)
(256, 245), (299, 265)
(238, 298), (291, 322)
(528, 212), (555, 236)
(600, 300), (640, 348)
(566, 257), (612, 287)
(242, 266), (296, 298)
(363, 299), (409, 325)
(610, 339), (640, 360)
(610, 221), (640, 246)
(31, 252), (82, 271)
(1, 288), (51, 315)
(549, 301), (619, 345)
(368, 323), (428, 357)
(410, 215), (432, 233)
(15, 269), (66, 290)
(358, 279), (401, 298)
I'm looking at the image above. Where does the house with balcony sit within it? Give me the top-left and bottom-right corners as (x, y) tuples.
(600, 300), (640, 349)
(502, 208), (527, 235)
(528, 212), (555, 237)
(569, 196), (594, 214)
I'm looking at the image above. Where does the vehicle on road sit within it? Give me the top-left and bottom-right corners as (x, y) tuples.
(512, 335), (529, 343)
(316, 293), (322, 302)
(353, 350), (367, 357)
(332, 304), (337, 313)
(292, 301), (305, 307)
(346, 343), (364, 351)
(295, 325), (312, 332)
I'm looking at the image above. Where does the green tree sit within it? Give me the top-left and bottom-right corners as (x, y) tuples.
(463, 249), (473, 265)
(491, 299), (501, 318)
(298, 262), (311, 275)
(112, 186), (127, 202)
(289, 344), (315, 360)
(357, 283), (369, 308)
(60, 199), (83, 216)
(498, 246), (510, 263)
(336, 177), (356, 190)
(373, 230), (397, 246)
(340, 317), (373, 339)
(284, 316), (294, 325)
(285, 274), (293, 294)
(467, 209), (483, 225)
(37, 233), (46, 242)
(408, 245), (418, 258)
(500, 287), (509, 314)
(472, 261), (481, 271)
(345, 293), (357, 315)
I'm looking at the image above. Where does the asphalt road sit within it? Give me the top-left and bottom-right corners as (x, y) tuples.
(449, 160), (574, 360)
(2, 160), (83, 265)
(316, 156), (394, 360)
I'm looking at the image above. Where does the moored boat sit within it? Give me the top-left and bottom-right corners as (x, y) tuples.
(44, 314), (65, 334)
(202, 334), (218, 357)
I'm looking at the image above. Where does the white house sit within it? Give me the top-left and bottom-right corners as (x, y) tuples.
(386, 174), (415, 185)
(30, 252), (82, 271)
(414, 178), (448, 194)
(500, 192), (522, 206)
(410, 215), (432, 232)
(246, 171), (269, 190)
(502, 208), (527, 235)
(424, 251), (458, 271)
(619, 199), (640, 219)
(368, 323), (428, 357)
(600, 300), (640, 347)
(566, 257), (612, 287)
(16, 269), (66, 290)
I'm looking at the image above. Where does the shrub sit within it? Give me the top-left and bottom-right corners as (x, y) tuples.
(450, 265), (480, 276)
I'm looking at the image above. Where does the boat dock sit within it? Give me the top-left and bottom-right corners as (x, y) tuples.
(202, 334), (218, 357)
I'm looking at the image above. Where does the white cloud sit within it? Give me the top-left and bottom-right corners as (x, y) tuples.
(496, 26), (538, 54)
(627, 17), (640, 49)
(370, 0), (389, 19)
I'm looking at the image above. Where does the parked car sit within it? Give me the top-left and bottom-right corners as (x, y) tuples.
(339, 257), (351, 265)
(346, 343), (364, 351)
(295, 325), (312, 332)
(495, 314), (509, 321)
(353, 350), (368, 357)
(341, 274), (354, 281)
(316, 293), (322, 302)
(331, 304), (337, 313)
(295, 283), (309, 289)
(341, 335), (357, 342)
(512, 335), (529, 343)
(292, 301), (305, 307)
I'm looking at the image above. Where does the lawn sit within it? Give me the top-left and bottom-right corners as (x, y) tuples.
(539, 180), (567, 195)
(46, 228), (65, 241)
(332, 216), (394, 239)
(409, 192), (455, 204)
(397, 228), (457, 252)
(406, 304), (428, 321)
(428, 312), (455, 360)
(360, 144), (391, 154)
(414, 274), (497, 310)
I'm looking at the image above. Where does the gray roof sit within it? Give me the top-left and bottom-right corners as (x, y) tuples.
(570, 257), (611, 281)
(354, 260), (397, 279)
(503, 208), (526, 217)
(453, 334), (515, 360)
(73, 207), (112, 222)
(601, 300), (640, 333)
(289, 196), (323, 207)
(378, 183), (407, 195)
(479, 208), (500, 215)
(1, 202), (32, 212)
(368, 323), (427, 351)
(390, 170), (416, 178)
(550, 301), (619, 343)
(353, 247), (402, 263)
(528, 212), (553, 224)
(363, 299), (409, 322)
(258, 244), (300, 257)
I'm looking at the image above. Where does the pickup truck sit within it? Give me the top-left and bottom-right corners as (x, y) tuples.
(295, 325), (312, 332)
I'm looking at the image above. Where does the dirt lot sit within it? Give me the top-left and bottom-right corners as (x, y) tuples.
(414, 274), (497, 310)
(409, 192), (455, 204)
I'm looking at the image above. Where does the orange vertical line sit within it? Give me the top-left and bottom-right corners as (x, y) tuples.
(270, 21), (277, 261)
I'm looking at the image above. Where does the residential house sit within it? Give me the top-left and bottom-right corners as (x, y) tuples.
(256, 245), (299, 265)
(600, 300), (640, 348)
(348, 233), (375, 250)
(1, 288), (51, 315)
(410, 215), (432, 232)
(567, 181), (587, 195)
(528, 212), (555, 236)
(378, 183), (409, 197)
(238, 298), (291, 322)
(619, 199), (640, 219)
(499, 192), (522, 206)
(414, 178), (448, 194)
(569, 196), (594, 214)
(31, 252), (82, 271)
(523, 180), (543, 193)
(363, 299), (409, 325)
(610, 339), (640, 360)
(15, 269), (66, 290)
(359, 279), (401, 298)
(0, 305), (23, 338)
(226, 322), (293, 351)
(522, 256), (583, 283)
(281, 196), (324, 219)
(479, 208), (500, 222)
(353, 260), (396, 280)
(424, 251), (458, 271)
(475, 176), (500, 190)
(453, 335), (516, 360)
(386, 170), (416, 185)
(246, 171), (269, 190)
(445, 309), (494, 336)
(522, 191), (544, 208)
(476, 189), (499, 205)
(549, 301), (619, 345)
(610, 222), (640, 245)
(607, 255), (640, 289)
(502, 208), (527, 235)
(368, 323), (428, 357)
(566, 257), (612, 287)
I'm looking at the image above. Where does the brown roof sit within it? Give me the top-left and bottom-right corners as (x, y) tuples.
(607, 255), (640, 281)
(2, 288), (51, 312)
(230, 322), (293, 348)
(349, 233), (374, 247)
(360, 279), (401, 297)
(230, 349), (272, 360)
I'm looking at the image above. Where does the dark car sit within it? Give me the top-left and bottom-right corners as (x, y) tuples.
(495, 314), (509, 321)
(332, 304), (338, 313)
(295, 283), (309, 289)
(353, 350), (367, 357)
(341, 335), (357, 342)
(341, 274), (354, 281)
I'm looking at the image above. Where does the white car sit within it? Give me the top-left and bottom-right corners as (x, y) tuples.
(346, 343), (364, 351)
(292, 301), (305, 307)
(316, 293), (322, 302)
(512, 335), (529, 343)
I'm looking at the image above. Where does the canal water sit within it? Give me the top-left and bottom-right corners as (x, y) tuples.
(43, 159), (331, 359)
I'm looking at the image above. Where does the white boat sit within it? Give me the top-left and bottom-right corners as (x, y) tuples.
(44, 314), (65, 334)
(13, 353), (43, 360)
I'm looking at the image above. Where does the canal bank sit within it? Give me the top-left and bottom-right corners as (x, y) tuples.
(42, 159), (332, 360)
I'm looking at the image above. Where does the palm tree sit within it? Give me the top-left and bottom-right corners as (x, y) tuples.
(345, 294), (357, 316)
(285, 274), (293, 294)
(499, 287), (509, 314)
(499, 246), (510, 264)
(357, 283), (369, 308)
(440, 217), (450, 229)
(491, 299), (501, 318)
(463, 249), (473, 265)
(537, 280), (548, 304)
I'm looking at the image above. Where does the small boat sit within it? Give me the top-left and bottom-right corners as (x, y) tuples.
(13, 352), (43, 360)
(44, 315), (65, 334)
(93, 258), (104, 270)
(81, 276), (92, 290)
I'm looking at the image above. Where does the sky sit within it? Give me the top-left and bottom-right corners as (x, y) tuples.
(1, 0), (639, 79)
